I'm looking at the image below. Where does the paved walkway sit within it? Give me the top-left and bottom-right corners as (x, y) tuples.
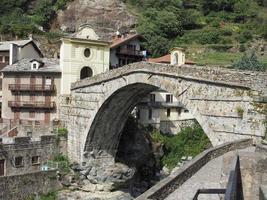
(165, 147), (257, 200)
(165, 154), (225, 200)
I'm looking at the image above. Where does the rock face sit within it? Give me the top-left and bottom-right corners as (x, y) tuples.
(52, 0), (137, 39)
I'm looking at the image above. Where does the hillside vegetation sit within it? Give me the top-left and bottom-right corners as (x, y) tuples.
(124, 0), (267, 57)
(0, 0), (71, 37)
(0, 0), (266, 67)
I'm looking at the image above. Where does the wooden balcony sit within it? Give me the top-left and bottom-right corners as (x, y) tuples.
(8, 101), (55, 109)
(116, 49), (144, 57)
(9, 84), (55, 92)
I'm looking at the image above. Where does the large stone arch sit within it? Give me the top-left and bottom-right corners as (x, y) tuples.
(60, 62), (267, 164)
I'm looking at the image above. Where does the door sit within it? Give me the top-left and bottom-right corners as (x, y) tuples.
(0, 159), (5, 176)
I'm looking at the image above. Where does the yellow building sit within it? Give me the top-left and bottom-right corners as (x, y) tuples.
(60, 24), (111, 94)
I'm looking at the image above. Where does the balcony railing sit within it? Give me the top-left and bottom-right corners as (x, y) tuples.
(137, 101), (184, 108)
(8, 101), (55, 109)
(9, 84), (55, 92)
(116, 49), (144, 57)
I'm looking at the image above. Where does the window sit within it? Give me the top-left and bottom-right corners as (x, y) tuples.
(80, 66), (93, 80)
(127, 44), (135, 50)
(136, 109), (140, 119)
(173, 53), (178, 65)
(148, 109), (152, 119)
(150, 94), (155, 102)
(0, 159), (5, 176)
(84, 48), (91, 58)
(14, 157), (23, 167)
(167, 108), (171, 117)
(31, 156), (40, 165)
(166, 94), (173, 103)
(29, 111), (35, 118)
(27, 131), (32, 137)
(5, 56), (9, 64)
(177, 108), (182, 115)
(45, 77), (52, 85)
(35, 121), (41, 126)
(32, 63), (37, 69)
(0, 56), (3, 63)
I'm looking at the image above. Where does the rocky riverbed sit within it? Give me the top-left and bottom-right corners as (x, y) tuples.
(58, 117), (166, 199)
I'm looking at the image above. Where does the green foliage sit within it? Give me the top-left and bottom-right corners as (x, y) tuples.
(40, 191), (57, 200)
(125, 0), (267, 59)
(150, 124), (212, 169)
(232, 52), (266, 71)
(239, 44), (246, 52)
(236, 106), (244, 118)
(0, 0), (71, 37)
(26, 191), (57, 200)
(57, 127), (68, 138)
(53, 153), (70, 174)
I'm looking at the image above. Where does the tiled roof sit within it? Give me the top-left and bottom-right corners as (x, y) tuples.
(0, 39), (32, 51)
(147, 54), (196, 65)
(110, 34), (143, 49)
(1, 58), (60, 73)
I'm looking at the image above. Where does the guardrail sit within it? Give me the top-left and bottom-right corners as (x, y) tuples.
(193, 154), (243, 200)
(117, 49), (144, 57)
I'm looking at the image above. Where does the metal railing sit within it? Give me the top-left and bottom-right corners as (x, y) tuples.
(9, 84), (55, 92)
(137, 101), (184, 108)
(193, 154), (243, 200)
(116, 49), (144, 57)
(8, 101), (56, 109)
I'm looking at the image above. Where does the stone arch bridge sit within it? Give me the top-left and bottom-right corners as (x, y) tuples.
(60, 62), (267, 164)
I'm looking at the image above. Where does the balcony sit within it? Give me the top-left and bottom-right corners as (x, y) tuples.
(137, 101), (184, 108)
(8, 101), (56, 109)
(116, 49), (144, 57)
(9, 84), (55, 92)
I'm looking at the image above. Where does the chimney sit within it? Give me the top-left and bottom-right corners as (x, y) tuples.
(28, 34), (33, 40)
(116, 31), (121, 38)
(9, 44), (18, 65)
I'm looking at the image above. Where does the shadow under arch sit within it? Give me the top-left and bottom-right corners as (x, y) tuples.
(83, 82), (212, 160)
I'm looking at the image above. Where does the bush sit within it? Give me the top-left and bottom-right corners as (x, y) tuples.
(239, 44), (246, 52)
(53, 154), (70, 174)
(232, 52), (266, 71)
(150, 124), (212, 169)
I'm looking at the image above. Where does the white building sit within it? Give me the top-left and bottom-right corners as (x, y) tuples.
(60, 24), (111, 95)
(137, 90), (195, 134)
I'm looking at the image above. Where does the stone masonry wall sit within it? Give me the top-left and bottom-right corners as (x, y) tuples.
(0, 135), (56, 176)
(0, 170), (61, 200)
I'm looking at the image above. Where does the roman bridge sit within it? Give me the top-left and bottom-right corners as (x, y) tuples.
(60, 62), (267, 165)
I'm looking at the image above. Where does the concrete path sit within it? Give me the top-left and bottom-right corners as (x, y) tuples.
(165, 154), (225, 200)
(165, 147), (257, 200)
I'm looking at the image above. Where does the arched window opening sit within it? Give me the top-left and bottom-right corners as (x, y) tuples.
(80, 67), (93, 80)
(173, 53), (179, 65)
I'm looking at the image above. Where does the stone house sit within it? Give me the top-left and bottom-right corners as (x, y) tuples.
(110, 32), (146, 69)
(1, 58), (61, 127)
(0, 135), (56, 177)
(0, 39), (43, 118)
(137, 90), (195, 134)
